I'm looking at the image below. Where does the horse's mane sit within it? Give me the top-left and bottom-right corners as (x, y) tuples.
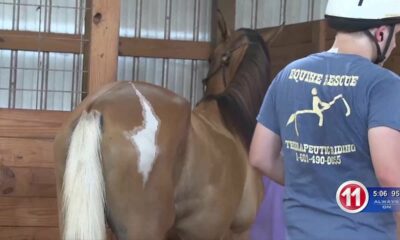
(207, 28), (272, 149)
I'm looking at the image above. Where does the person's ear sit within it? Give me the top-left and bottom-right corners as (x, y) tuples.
(375, 26), (387, 42)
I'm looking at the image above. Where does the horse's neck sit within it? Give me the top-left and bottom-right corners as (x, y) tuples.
(193, 100), (224, 127)
(192, 100), (241, 142)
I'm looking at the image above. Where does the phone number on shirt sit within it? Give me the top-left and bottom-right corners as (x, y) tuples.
(295, 153), (342, 165)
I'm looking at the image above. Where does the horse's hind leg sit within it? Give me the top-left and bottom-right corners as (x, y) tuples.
(101, 127), (179, 240)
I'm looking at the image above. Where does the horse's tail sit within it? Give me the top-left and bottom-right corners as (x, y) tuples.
(62, 110), (106, 240)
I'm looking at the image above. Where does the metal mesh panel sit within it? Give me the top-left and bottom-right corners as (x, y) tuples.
(120, 0), (211, 41)
(0, 0), (86, 111)
(1, 0), (212, 110)
(118, 0), (212, 106)
(236, 0), (329, 29)
(118, 57), (207, 108)
(0, 50), (11, 108)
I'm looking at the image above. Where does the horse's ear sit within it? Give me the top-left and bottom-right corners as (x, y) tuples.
(217, 9), (231, 41)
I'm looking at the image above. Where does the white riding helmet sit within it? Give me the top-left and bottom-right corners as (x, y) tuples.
(325, 0), (400, 32)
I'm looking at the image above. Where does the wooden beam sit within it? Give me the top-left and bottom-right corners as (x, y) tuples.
(217, 0), (236, 32)
(216, 0), (236, 45)
(312, 20), (328, 51)
(0, 197), (58, 227)
(210, 0), (219, 47)
(83, 0), (121, 94)
(0, 227), (59, 240)
(0, 138), (55, 168)
(0, 30), (85, 53)
(119, 38), (211, 60)
(0, 166), (56, 198)
(0, 109), (69, 139)
(0, 30), (211, 60)
(385, 55), (400, 74)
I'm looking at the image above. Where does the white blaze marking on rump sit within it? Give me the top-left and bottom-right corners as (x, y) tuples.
(124, 83), (160, 185)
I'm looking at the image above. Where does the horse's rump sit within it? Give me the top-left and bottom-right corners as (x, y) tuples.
(55, 81), (191, 239)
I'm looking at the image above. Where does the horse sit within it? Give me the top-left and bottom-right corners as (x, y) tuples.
(54, 27), (272, 240)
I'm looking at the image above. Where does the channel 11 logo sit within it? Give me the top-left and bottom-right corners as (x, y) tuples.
(336, 180), (369, 213)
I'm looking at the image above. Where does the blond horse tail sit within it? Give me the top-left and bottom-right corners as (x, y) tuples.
(62, 110), (106, 240)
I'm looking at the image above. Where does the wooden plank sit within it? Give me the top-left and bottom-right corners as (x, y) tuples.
(83, 0), (120, 94)
(0, 20), (350, 62)
(269, 21), (400, 78)
(210, 0), (219, 46)
(0, 166), (56, 198)
(0, 138), (54, 168)
(258, 21), (313, 47)
(270, 42), (315, 77)
(217, 0), (236, 41)
(119, 38), (211, 60)
(325, 22), (337, 40)
(0, 227), (59, 240)
(312, 20), (328, 51)
(0, 109), (69, 139)
(0, 30), (85, 53)
(385, 55), (400, 74)
(0, 197), (58, 227)
(270, 42), (315, 65)
(0, 30), (212, 60)
(0, 227), (115, 239)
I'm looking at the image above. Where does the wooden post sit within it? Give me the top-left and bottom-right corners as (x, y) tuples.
(217, 0), (236, 31)
(312, 20), (327, 52)
(83, 0), (120, 96)
(216, 0), (236, 43)
(210, 0), (219, 47)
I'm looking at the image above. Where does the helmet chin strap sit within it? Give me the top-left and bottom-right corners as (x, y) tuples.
(364, 25), (395, 64)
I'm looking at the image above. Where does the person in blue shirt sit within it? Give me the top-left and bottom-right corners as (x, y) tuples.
(249, 0), (400, 239)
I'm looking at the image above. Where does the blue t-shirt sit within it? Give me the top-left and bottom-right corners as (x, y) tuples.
(257, 51), (400, 240)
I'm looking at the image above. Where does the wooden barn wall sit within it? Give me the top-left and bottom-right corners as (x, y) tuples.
(266, 20), (332, 77)
(0, 110), (118, 238)
(266, 20), (400, 78)
(0, 110), (64, 239)
(0, 0), (119, 238)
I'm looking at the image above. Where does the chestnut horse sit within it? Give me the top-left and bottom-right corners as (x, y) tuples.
(54, 28), (272, 240)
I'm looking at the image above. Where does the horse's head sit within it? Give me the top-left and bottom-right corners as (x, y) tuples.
(203, 30), (249, 96)
(201, 28), (272, 149)
(202, 27), (272, 98)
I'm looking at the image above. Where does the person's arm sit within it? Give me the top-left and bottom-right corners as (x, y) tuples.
(369, 127), (400, 239)
(249, 123), (284, 185)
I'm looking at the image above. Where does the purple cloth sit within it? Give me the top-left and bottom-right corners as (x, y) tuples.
(250, 177), (286, 240)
